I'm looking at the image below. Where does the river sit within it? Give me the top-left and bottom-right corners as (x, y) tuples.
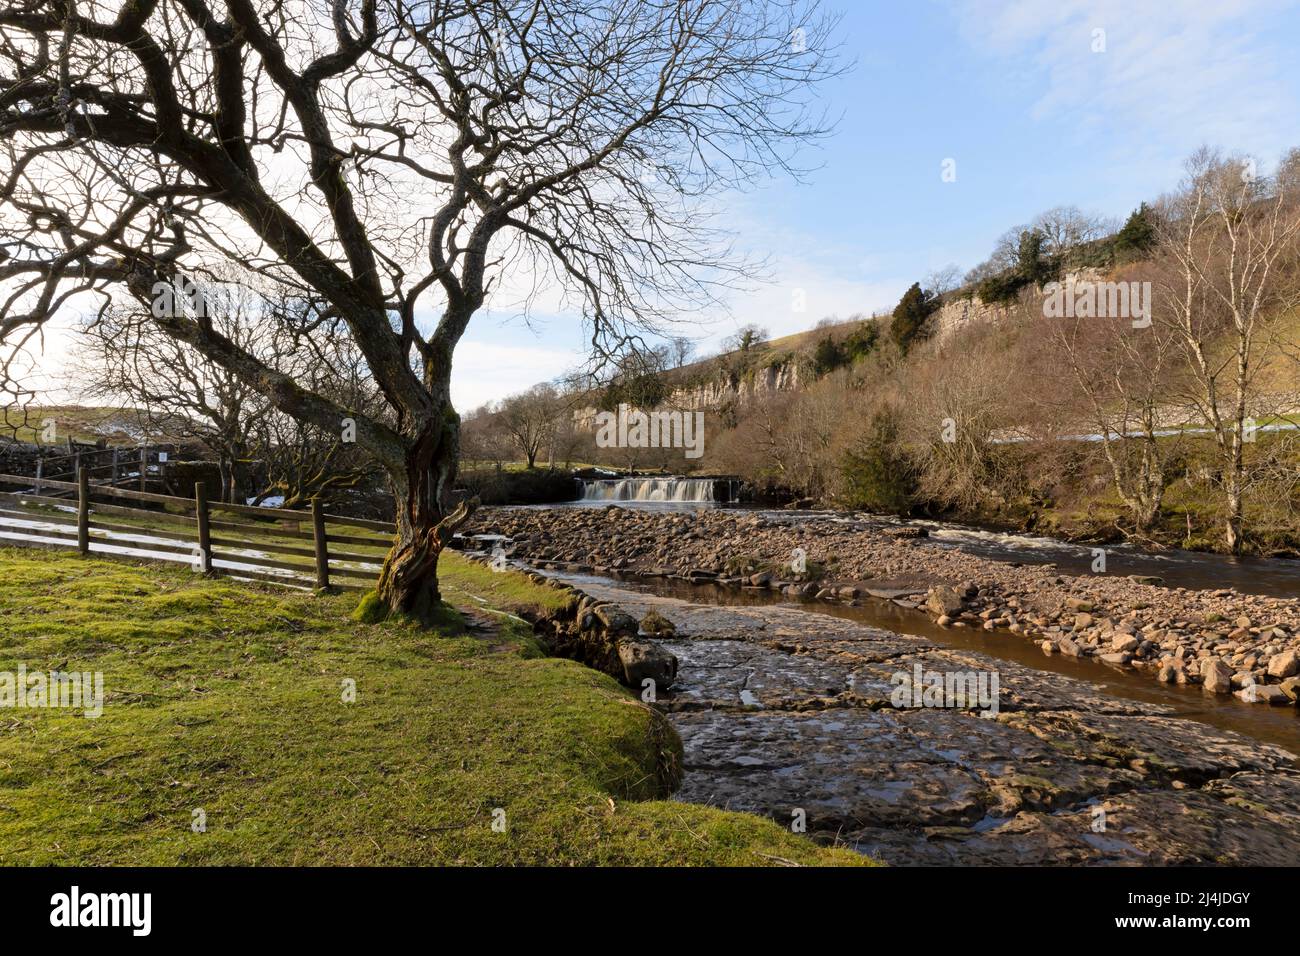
(528, 562), (1300, 864)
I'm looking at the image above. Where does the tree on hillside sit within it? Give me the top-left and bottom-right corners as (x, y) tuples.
(1153, 146), (1300, 552)
(1016, 228), (1057, 285)
(726, 324), (770, 354)
(841, 405), (914, 514)
(1114, 203), (1159, 259)
(889, 282), (936, 353)
(922, 264), (961, 298)
(668, 337), (697, 369)
(1031, 206), (1112, 258)
(0, 0), (839, 618)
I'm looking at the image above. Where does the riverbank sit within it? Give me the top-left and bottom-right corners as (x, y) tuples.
(0, 548), (863, 865)
(468, 507), (1300, 707)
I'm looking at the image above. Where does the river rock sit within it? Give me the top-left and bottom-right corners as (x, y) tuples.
(592, 604), (638, 636)
(1235, 683), (1290, 705)
(926, 586), (965, 617)
(1267, 649), (1299, 679)
(616, 638), (677, 690)
(640, 609), (676, 636)
(1201, 657), (1234, 695)
(1057, 637), (1082, 657)
(1112, 634), (1140, 653)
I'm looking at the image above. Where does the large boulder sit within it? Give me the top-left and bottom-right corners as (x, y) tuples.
(1200, 657), (1233, 695)
(925, 586), (965, 618)
(1266, 650), (1299, 679)
(617, 639), (677, 690)
(591, 604), (638, 637)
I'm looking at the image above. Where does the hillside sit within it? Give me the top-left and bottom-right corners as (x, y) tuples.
(0, 405), (192, 447)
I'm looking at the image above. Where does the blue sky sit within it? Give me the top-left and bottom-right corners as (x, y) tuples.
(454, 0), (1300, 409)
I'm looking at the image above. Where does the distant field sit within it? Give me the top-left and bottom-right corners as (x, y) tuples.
(0, 405), (158, 446)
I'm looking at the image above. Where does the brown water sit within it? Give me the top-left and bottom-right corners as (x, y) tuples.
(554, 568), (1300, 758)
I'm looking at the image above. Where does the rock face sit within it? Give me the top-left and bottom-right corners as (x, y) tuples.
(564, 576), (1300, 866)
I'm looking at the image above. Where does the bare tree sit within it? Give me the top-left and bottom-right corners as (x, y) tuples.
(499, 383), (560, 469)
(922, 263), (961, 298)
(460, 403), (512, 470)
(1153, 146), (1300, 552)
(75, 280), (268, 502)
(0, 0), (839, 618)
(724, 324), (770, 354)
(75, 278), (382, 504)
(668, 335), (696, 369)
(1037, 291), (1181, 532)
(1031, 205), (1113, 258)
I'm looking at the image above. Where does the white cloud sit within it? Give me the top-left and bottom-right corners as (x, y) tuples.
(709, 256), (905, 347)
(450, 338), (584, 411)
(952, 0), (1298, 158)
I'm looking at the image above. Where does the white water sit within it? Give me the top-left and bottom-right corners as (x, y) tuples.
(581, 477), (716, 502)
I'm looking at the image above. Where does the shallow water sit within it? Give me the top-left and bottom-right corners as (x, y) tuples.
(549, 567), (1300, 757)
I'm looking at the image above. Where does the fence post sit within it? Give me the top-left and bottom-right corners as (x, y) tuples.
(139, 444), (148, 492)
(34, 458), (43, 495)
(311, 497), (330, 592)
(194, 480), (213, 574)
(77, 467), (90, 555)
(111, 448), (119, 487)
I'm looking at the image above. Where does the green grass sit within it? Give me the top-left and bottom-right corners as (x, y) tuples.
(0, 547), (866, 866)
(0, 405), (155, 445)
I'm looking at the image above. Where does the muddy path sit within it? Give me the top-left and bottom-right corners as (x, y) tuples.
(558, 573), (1300, 866)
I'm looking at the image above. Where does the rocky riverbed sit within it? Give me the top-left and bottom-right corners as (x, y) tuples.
(468, 506), (1300, 707)
(560, 574), (1300, 865)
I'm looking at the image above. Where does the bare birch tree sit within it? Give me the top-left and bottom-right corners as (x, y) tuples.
(1153, 146), (1300, 552)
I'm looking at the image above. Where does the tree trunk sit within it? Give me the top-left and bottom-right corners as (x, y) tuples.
(1224, 483), (1244, 554)
(376, 410), (476, 620)
(218, 456), (234, 504)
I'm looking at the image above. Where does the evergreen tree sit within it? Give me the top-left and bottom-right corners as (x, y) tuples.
(1114, 203), (1158, 258)
(889, 282), (936, 353)
(841, 408), (914, 514)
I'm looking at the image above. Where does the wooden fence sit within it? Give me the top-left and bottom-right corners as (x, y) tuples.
(22, 443), (173, 493)
(0, 470), (394, 592)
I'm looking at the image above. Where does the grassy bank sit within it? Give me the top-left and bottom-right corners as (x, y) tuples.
(0, 548), (864, 866)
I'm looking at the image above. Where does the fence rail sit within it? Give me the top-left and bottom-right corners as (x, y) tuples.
(0, 470), (395, 593)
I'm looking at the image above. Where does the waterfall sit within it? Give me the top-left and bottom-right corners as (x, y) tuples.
(580, 477), (717, 502)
